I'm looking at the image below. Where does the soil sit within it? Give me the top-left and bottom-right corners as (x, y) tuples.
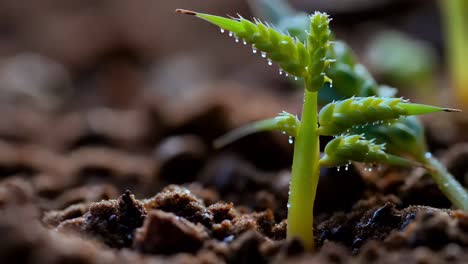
(0, 82), (467, 264)
(0, 2), (467, 263)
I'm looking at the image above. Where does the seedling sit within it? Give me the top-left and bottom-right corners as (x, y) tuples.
(248, 0), (468, 212)
(176, 9), (462, 251)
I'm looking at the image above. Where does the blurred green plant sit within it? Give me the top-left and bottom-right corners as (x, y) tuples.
(441, 0), (468, 110)
(366, 30), (437, 91)
(177, 8), (463, 251)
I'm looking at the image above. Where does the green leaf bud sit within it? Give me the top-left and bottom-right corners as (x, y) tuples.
(305, 12), (333, 91)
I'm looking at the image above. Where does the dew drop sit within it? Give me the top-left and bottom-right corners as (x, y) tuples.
(279, 69), (283, 75)
(288, 136), (294, 144)
(220, 28), (225, 33)
(285, 73), (289, 77)
(243, 40), (247, 45)
(228, 31), (233, 37)
(235, 37), (239, 43)
(344, 164), (349, 171)
(261, 51), (267, 58)
(223, 235), (234, 243)
(294, 77), (298, 81)
(267, 59), (272, 66)
(252, 45), (257, 54)
(287, 203), (291, 209)
(425, 152), (432, 158)
(337, 166), (340, 172)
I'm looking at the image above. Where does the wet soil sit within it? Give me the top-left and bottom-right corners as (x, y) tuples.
(0, 82), (467, 264)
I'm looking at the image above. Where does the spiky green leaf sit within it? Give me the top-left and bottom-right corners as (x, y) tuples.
(318, 97), (459, 136)
(319, 134), (414, 167)
(305, 12), (333, 91)
(177, 9), (333, 87)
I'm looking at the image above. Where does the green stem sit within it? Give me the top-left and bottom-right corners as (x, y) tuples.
(423, 153), (468, 210)
(287, 89), (320, 251)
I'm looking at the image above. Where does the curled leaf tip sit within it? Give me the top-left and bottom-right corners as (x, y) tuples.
(444, 108), (462, 112)
(175, 9), (197, 15)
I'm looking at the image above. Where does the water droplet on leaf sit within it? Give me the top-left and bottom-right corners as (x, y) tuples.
(252, 45), (257, 54)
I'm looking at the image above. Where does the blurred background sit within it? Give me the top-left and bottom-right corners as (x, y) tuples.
(0, 0), (448, 111)
(0, 0), (464, 201)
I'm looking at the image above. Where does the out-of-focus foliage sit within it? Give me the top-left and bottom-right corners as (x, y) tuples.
(366, 31), (437, 88)
(441, 0), (468, 109)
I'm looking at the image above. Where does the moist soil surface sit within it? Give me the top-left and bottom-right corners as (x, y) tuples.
(0, 82), (467, 264)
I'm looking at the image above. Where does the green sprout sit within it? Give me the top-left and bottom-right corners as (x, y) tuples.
(176, 9), (462, 251)
(441, 0), (468, 110)
(248, 0), (468, 211)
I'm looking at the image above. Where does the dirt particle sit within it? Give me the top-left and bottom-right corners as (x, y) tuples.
(77, 190), (146, 248)
(144, 185), (213, 226)
(133, 209), (208, 254)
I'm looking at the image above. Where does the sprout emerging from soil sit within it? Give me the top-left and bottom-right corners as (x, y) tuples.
(247, 0), (468, 212)
(176, 9), (464, 251)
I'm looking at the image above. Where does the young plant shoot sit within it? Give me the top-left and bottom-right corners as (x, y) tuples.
(249, 0), (468, 212)
(247, 0), (468, 211)
(176, 9), (462, 251)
